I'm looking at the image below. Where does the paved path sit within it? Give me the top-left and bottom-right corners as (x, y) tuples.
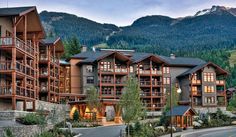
(161, 126), (236, 137)
(73, 125), (126, 137)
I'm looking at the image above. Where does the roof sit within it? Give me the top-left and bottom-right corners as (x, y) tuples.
(0, 6), (35, 16)
(177, 62), (228, 78)
(40, 37), (64, 53)
(166, 106), (196, 116)
(59, 60), (70, 65)
(159, 56), (206, 66)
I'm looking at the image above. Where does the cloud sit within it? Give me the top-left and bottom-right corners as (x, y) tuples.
(1, 0), (236, 26)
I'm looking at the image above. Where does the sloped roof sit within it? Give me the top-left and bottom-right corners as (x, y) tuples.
(159, 56), (206, 66)
(0, 6), (35, 16)
(177, 62), (228, 78)
(166, 106), (196, 116)
(40, 37), (64, 53)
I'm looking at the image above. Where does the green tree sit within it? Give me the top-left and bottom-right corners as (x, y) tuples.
(73, 109), (79, 121)
(228, 93), (236, 111)
(63, 36), (82, 58)
(119, 77), (143, 137)
(86, 86), (101, 121)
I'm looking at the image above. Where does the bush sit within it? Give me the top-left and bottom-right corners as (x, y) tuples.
(3, 128), (14, 137)
(73, 110), (79, 121)
(18, 113), (46, 125)
(35, 128), (75, 137)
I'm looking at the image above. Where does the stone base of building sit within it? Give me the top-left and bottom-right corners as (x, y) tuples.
(146, 111), (162, 117)
(0, 110), (32, 121)
(114, 116), (122, 124)
(194, 107), (226, 114)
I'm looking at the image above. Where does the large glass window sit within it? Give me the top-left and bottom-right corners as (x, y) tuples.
(100, 61), (111, 71)
(163, 77), (170, 84)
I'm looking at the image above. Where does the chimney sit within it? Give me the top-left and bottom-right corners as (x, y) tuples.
(81, 45), (87, 52)
(170, 53), (175, 59)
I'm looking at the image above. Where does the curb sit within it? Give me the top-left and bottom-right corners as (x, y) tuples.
(180, 126), (236, 137)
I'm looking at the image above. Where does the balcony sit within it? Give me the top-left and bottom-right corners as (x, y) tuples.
(140, 92), (163, 97)
(216, 80), (225, 86)
(137, 69), (162, 75)
(114, 68), (128, 74)
(217, 102), (225, 106)
(140, 81), (151, 86)
(192, 90), (202, 96)
(144, 103), (164, 108)
(193, 101), (202, 106)
(0, 85), (34, 99)
(39, 55), (48, 61)
(217, 90), (225, 96)
(191, 80), (201, 85)
(0, 37), (34, 57)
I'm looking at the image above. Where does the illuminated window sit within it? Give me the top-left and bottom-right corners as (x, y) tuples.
(203, 72), (214, 82)
(163, 77), (170, 84)
(192, 86), (197, 92)
(163, 67), (170, 74)
(100, 61), (111, 71)
(204, 86), (215, 93)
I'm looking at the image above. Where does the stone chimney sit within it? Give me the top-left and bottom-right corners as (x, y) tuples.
(81, 45), (87, 52)
(170, 53), (175, 59)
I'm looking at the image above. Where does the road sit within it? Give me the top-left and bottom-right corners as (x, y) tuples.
(183, 127), (236, 137)
(73, 125), (126, 137)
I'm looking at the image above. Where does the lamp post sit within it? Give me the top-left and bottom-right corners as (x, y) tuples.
(170, 82), (182, 137)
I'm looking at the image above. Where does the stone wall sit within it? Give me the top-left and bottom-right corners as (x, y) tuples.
(0, 99), (12, 111)
(194, 107), (226, 114)
(0, 110), (32, 120)
(0, 124), (53, 137)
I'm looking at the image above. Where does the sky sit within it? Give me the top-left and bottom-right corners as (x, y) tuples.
(1, 0), (236, 26)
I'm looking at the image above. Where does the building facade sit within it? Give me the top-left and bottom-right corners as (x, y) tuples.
(63, 49), (228, 121)
(0, 6), (45, 110)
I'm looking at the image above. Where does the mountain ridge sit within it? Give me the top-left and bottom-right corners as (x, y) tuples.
(39, 5), (236, 55)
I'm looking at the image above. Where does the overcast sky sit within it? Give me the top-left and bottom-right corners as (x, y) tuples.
(1, 0), (236, 26)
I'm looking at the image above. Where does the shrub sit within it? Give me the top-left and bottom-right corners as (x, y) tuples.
(73, 110), (79, 121)
(19, 113), (46, 125)
(3, 128), (14, 137)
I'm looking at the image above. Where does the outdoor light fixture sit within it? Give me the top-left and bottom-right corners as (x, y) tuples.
(177, 88), (182, 94)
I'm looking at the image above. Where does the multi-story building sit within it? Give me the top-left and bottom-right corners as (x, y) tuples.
(38, 38), (64, 103)
(0, 6), (45, 110)
(160, 55), (228, 113)
(63, 49), (228, 121)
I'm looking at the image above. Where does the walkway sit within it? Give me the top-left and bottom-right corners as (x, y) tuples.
(161, 126), (236, 137)
(73, 125), (125, 137)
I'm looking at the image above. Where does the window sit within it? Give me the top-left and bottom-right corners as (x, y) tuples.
(163, 67), (170, 74)
(100, 61), (111, 71)
(204, 97), (215, 104)
(163, 77), (170, 84)
(102, 87), (112, 95)
(203, 72), (214, 82)
(192, 86), (197, 92)
(86, 76), (94, 84)
(204, 86), (215, 93)
(130, 66), (133, 73)
(86, 65), (93, 72)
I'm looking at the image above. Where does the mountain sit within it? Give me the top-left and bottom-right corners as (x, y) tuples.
(40, 11), (120, 46)
(39, 5), (236, 55)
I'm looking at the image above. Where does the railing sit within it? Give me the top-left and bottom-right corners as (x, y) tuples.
(217, 90), (225, 96)
(152, 81), (162, 86)
(137, 69), (162, 75)
(193, 102), (202, 106)
(192, 90), (202, 96)
(0, 37), (34, 56)
(39, 70), (48, 76)
(115, 68), (128, 73)
(0, 61), (13, 70)
(217, 102), (225, 106)
(39, 55), (48, 61)
(144, 103), (164, 108)
(40, 85), (48, 92)
(192, 80), (201, 84)
(216, 80), (224, 85)
(0, 85), (12, 95)
(140, 81), (151, 86)
(140, 92), (163, 97)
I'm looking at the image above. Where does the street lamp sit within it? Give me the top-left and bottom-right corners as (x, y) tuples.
(170, 84), (182, 137)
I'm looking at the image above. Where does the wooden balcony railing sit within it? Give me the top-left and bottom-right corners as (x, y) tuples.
(144, 103), (164, 108)
(192, 90), (202, 96)
(216, 80), (225, 85)
(140, 81), (151, 86)
(217, 90), (225, 96)
(115, 68), (128, 73)
(193, 102), (202, 106)
(0, 85), (12, 95)
(0, 85), (34, 98)
(217, 102), (225, 106)
(137, 69), (162, 75)
(0, 37), (34, 56)
(140, 92), (163, 97)
(192, 80), (201, 84)
(0, 61), (13, 70)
